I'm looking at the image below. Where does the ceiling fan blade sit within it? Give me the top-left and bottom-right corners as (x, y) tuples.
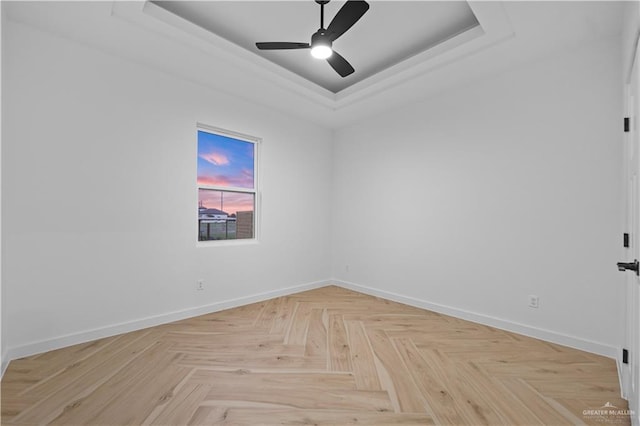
(256, 42), (310, 50)
(326, 1), (369, 42)
(327, 51), (355, 77)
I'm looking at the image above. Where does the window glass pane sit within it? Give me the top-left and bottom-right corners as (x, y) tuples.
(197, 130), (254, 189)
(198, 189), (254, 241)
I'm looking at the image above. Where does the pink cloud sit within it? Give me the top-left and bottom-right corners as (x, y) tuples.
(198, 175), (231, 187)
(197, 169), (254, 189)
(200, 151), (229, 166)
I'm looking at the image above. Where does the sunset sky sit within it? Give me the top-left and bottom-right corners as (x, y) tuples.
(198, 189), (254, 216)
(197, 130), (255, 215)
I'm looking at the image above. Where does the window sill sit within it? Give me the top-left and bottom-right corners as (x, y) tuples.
(196, 239), (259, 248)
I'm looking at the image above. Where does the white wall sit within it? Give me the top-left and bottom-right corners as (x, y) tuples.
(2, 19), (333, 361)
(332, 37), (624, 356)
(0, 1), (627, 371)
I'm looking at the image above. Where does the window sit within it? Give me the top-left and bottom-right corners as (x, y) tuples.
(197, 125), (258, 242)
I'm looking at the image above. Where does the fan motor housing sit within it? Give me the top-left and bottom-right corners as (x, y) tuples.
(311, 30), (332, 48)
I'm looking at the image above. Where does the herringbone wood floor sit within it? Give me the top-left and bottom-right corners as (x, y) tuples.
(1, 286), (630, 425)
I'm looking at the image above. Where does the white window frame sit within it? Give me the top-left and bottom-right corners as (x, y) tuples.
(196, 123), (260, 246)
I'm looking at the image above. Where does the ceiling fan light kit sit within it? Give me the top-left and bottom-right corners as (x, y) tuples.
(310, 31), (333, 59)
(256, 0), (370, 77)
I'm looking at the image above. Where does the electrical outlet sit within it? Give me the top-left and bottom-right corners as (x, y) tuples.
(197, 280), (204, 291)
(528, 295), (539, 308)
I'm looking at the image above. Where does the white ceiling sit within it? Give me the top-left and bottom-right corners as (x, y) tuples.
(151, 1), (480, 93)
(3, 1), (624, 130)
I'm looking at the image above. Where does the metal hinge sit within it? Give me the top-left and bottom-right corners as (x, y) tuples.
(623, 348), (629, 364)
(625, 117), (630, 133)
(617, 260), (639, 275)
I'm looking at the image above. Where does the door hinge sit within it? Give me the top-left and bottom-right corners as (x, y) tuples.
(624, 233), (630, 248)
(623, 348), (629, 364)
(624, 117), (630, 133)
(617, 259), (639, 275)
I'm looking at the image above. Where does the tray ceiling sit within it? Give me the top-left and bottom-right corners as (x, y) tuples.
(152, 1), (481, 94)
(2, 1), (623, 129)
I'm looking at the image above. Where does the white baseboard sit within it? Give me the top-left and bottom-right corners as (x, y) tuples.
(1, 279), (330, 375)
(1, 351), (8, 379)
(333, 279), (619, 360)
(1, 278), (621, 381)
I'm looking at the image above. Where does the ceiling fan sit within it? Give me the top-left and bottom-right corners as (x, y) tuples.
(255, 0), (370, 78)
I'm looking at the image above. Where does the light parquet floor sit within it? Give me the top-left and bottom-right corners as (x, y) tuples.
(1, 286), (630, 425)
